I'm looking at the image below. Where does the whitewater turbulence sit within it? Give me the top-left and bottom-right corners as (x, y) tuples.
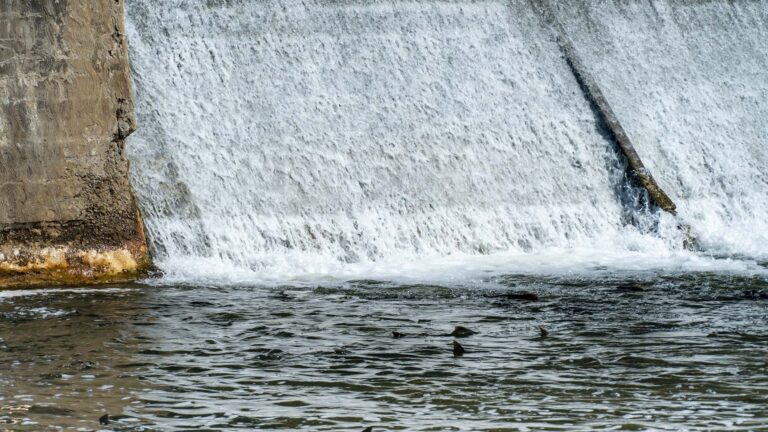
(123, 0), (767, 283)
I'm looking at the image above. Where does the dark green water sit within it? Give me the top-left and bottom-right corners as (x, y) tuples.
(1, 273), (767, 431)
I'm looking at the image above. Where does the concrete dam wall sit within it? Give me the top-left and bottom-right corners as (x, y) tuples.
(2, 0), (767, 286)
(0, 1), (149, 287)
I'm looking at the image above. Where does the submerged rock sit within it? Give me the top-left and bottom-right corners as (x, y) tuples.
(28, 406), (74, 416)
(539, 326), (549, 338)
(451, 326), (476, 338)
(518, 292), (540, 301)
(392, 326), (477, 338)
(489, 292), (539, 301)
(99, 414), (110, 425)
(453, 340), (466, 357)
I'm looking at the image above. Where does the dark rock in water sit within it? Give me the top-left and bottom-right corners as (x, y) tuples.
(392, 331), (406, 338)
(68, 360), (98, 370)
(362, 427), (374, 432)
(451, 326), (476, 338)
(453, 340), (466, 357)
(99, 414), (110, 425)
(616, 284), (644, 292)
(495, 292), (539, 301)
(28, 405), (74, 416)
(539, 326), (549, 338)
(190, 301), (215, 307)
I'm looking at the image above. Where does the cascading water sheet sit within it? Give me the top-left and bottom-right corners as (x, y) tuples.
(124, 0), (647, 281)
(550, 0), (768, 258)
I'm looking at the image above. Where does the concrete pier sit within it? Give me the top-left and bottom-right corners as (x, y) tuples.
(0, 1), (150, 287)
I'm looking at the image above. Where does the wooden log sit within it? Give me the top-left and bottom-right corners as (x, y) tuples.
(532, 0), (678, 216)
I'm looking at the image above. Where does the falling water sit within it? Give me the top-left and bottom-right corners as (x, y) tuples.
(123, 0), (766, 283)
(550, 0), (768, 258)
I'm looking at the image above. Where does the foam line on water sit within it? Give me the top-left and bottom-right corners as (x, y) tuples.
(149, 246), (767, 288)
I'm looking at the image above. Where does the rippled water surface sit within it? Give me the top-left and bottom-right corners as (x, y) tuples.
(1, 272), (767, 431)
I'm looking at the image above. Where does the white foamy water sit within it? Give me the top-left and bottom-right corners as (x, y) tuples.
(551, 0), (768, 258)
(123, 0), (766, 284)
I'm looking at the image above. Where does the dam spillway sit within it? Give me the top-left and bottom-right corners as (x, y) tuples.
(123, 0), (768, 283)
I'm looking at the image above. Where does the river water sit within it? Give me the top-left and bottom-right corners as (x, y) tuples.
(2, 267), (767, 431)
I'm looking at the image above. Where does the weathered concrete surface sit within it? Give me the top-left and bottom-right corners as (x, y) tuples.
(0, 0), (150, 287)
